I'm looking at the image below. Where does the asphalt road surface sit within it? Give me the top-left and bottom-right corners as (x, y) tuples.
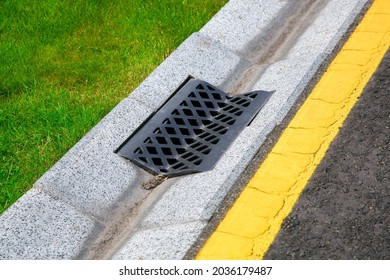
(265, 49), (390, 260)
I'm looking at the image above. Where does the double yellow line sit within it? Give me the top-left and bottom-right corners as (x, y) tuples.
(197, 0), (390, 259)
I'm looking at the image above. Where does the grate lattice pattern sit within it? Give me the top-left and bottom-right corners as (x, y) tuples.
(116, 79), (272, 177)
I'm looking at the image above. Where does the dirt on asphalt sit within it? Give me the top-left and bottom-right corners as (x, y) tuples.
(264, 49), (390, 260)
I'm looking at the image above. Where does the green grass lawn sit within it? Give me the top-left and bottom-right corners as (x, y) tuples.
(0, 0), (227, 213)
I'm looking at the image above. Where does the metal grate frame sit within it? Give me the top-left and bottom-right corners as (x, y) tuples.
(116, 78), (272, 177)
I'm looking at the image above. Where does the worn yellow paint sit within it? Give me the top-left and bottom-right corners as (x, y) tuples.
(196, 0), (390, 260)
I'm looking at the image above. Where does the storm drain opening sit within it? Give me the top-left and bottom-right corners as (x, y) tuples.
(116, 78), (273, 177)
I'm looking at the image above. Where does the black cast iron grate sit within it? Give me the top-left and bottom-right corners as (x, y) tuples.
(116, 78), (272, 177)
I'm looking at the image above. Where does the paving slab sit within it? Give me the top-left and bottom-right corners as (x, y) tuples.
(112, 221), (206, 260)
(34, 98), (154, 221)
(130, 32), (251, 110)
(0, 189), (100, 259)
(287, 0), (368, 59)
(250, 0), (369, 125)
(199, 0), (286, 55)
(248, 55), (325, 127)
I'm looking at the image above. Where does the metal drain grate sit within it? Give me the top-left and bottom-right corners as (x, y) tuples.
(116, 78), (272, 177)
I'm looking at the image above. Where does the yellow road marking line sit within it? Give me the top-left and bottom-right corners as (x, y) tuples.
(196, 0), (390, 260)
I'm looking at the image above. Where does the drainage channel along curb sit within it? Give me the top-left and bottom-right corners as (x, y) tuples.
(0, 0), (370, 259)
(196, 0), (390, 260)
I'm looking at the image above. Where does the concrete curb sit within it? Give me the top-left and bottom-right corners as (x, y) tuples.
(0, 0), (370, 259)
